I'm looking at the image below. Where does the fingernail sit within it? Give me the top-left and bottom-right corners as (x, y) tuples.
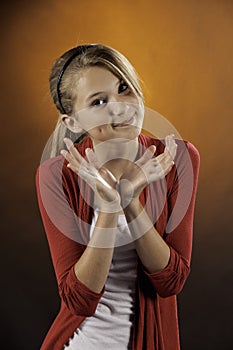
(64, 137), (72, 144)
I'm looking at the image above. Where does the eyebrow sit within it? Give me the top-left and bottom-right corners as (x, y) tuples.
(86, 78), (122, 102)
(87, 91), (105, 101)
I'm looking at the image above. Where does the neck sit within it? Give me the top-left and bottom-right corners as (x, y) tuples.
(92, 137), (139, 180)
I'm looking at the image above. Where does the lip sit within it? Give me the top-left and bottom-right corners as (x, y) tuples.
(112, 115), (135, 128)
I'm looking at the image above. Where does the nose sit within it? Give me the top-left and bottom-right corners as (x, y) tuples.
(107, 99), (126, 117)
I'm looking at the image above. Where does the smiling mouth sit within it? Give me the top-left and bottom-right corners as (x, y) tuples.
(112, 115), (135, 128)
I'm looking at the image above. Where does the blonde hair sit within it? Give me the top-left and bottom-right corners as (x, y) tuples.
(49, 44), (144, 157)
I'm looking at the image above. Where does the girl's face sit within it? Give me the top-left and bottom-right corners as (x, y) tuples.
(70, 66), (144, 144)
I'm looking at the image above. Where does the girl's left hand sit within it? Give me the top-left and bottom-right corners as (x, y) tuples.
(118, 134), (177, 208)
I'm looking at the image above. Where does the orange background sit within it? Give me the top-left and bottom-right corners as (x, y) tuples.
(1, 1), (232, 349)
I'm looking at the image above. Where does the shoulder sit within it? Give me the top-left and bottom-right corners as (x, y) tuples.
(37, 155), (64, 173)
(35, 155), (74, 192)
(36, 155), (65, 183)
(175, 139), (200, 173)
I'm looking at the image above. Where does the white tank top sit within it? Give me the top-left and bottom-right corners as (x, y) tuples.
(64, 210), (137, 349)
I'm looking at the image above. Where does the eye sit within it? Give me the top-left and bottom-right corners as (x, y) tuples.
(118, 82), (129, 94)
(91, 97), (107, 107)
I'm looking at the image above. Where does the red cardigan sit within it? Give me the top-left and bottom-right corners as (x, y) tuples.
(36, 134), (200, 350)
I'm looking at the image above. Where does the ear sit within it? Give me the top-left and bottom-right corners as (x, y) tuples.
(61, 115), (83, 134)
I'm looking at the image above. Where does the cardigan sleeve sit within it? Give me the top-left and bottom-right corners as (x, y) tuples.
(36, 156), (104, 317)
(143, 140), (200, 298)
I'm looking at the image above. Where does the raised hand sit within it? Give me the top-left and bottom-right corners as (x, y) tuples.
(118, 134), (177, 207)
(61, 138), (121, 213)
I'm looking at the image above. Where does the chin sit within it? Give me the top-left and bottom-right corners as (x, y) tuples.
(90, 125), (141, 144)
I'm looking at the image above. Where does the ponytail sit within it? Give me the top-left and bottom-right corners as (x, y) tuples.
(50, 115), (67, 158)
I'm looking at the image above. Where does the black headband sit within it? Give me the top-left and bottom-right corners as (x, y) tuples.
(56, 44), (95, 114)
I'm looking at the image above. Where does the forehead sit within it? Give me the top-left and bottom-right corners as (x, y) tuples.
(76, 66), (119, 95)
(76, 67), (120, 102)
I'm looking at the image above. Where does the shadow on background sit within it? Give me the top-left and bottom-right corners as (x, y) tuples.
(0, 0), (232, 349)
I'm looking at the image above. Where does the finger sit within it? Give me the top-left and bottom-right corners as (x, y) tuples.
(165, 135), (177, 160)
(78, 165), (98, 186)
(67, 162), (79, 173)
(167, 140), (177, 160)
(61, 150), (80, 168)
(151, 161), (174, 181)
(61, 148), (90, 178)
(64, 137), (75, 150)
(167, 134), (177, 153)
(61, 147), (114, 194)
(162, 161), (174, 176)
(165, 134), (173, 154)
(171, 138), (178, 160)
(60, 149), (68, 158)
(79, 166), (112, 191)
(85, 148), (100, 169)
(103, 168), (117, 183)
(165, 134), (175, 148)
(61, 149), (77, 165)
(135, 145), (156, 166)
(99, 167), (118, 188)
(153, 152), (174, 173)
(96, 171), (112, 189)
(64, 138), (84, 162)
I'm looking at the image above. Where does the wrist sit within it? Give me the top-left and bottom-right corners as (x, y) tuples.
(95, 194), (121, 214)
(97, 210), (120, 224)
(123, 197), (142, 218)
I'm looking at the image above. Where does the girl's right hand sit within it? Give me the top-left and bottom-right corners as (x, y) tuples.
(61, 138), (121, 213)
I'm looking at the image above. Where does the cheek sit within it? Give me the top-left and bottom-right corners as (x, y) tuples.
(78, 109), (111, 131)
